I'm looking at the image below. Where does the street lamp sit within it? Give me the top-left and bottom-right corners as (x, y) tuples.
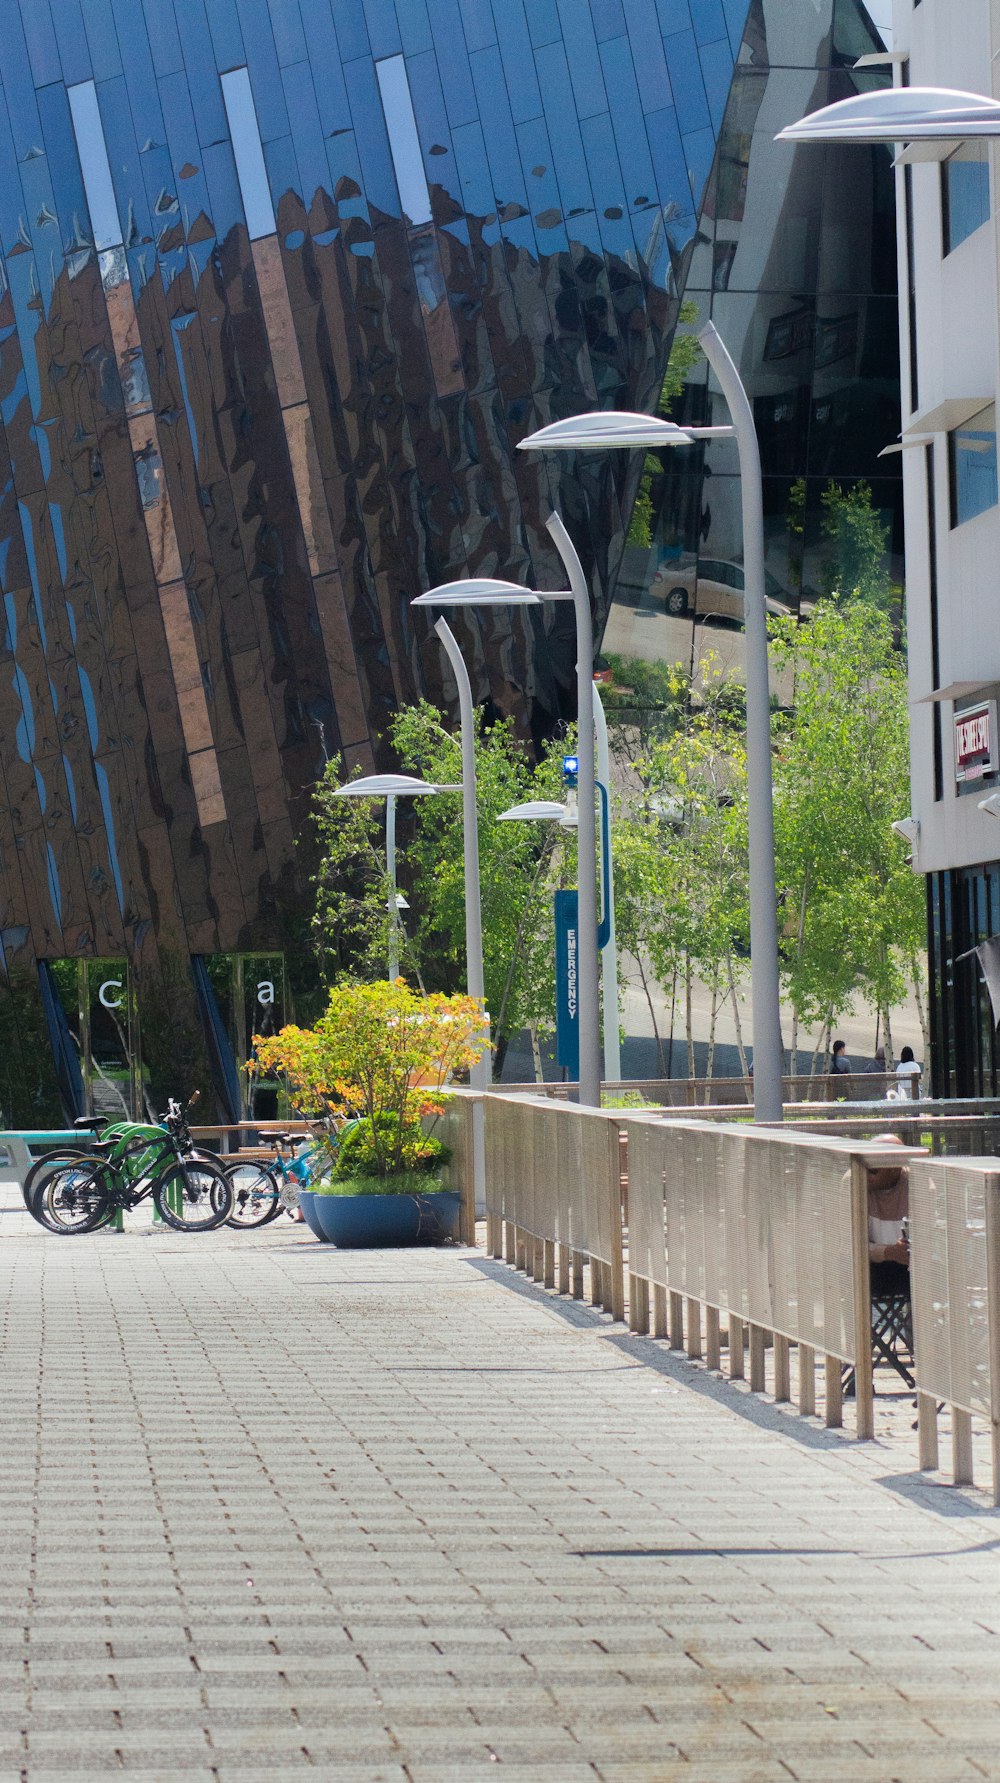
(332, 772), (459, 980)
(427, 617), (492, 1211)
(413, 557), (605, 1107)
(514, 417), (697, 1106)
(690, 326), (785, 1124)
(516, 409), (785, 1112)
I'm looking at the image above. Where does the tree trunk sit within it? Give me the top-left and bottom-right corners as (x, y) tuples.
(704, 977), (719, 1098)
(685, 955), (696, 1082)
(726, 950), (750, 1094)
(811, 1019), (830, 1079)
(912, 960), (931, 1058)
(882, 1006), (894, 1072)
(637, 954), (667, 1077)
(788, 876), (808, 1085)
(529, 1019), (543, 1084)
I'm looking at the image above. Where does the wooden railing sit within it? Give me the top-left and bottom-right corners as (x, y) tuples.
(492, 1073), (906, 1106)
(908, 1154), (1000, 1501)
(622, 1117), (915, 1440)
(483, 1094), (625, 1320)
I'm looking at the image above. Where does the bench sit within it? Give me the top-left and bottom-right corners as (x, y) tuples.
(0, 1131), (94, 1192)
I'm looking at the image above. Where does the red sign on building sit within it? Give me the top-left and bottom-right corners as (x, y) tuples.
(955, 699), (999, 782)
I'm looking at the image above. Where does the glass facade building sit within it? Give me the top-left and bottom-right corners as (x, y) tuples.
(605, 0), (901, 680)
(0, 0), (895, 1122)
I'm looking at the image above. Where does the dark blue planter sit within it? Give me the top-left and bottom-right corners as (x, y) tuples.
(296, 1189), (324, 1239)
(308, 1186), (462, 1248)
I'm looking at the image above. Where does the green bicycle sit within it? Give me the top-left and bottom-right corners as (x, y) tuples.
(28, 1099), (233, 1234)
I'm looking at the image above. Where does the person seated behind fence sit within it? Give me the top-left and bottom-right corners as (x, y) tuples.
(830, 1039), (852, 1075)
(895, 1046), (921, 1094)
(867, 1132), (909, 1296)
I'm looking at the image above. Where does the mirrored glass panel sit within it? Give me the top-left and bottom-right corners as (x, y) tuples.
(376, 54), (432, 226)
(221, 66), (277, 239)
(67, 80), (122, 250)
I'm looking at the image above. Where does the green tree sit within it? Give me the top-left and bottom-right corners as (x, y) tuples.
(820, 480), (895, 612)
(634, 659), (750, 1082)
(309, 703), (579, 1076)
(769, 599), (925, 1068)
(309, 782), (399, 985)
(389, 700), (573, 1070)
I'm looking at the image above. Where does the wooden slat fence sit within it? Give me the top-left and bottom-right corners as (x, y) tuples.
(908, 1155), (1000, 1501)
(483, 1093), (624, 1320)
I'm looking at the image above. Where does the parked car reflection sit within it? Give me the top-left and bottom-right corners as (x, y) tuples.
(651, 557), (795, 621)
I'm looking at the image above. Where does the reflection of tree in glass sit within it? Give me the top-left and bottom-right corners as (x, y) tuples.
(627, 302), (703, 551)
(820, 479), (896, 615)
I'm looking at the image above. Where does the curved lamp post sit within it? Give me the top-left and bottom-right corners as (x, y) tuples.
(332, 772), (459, 981)
(692, 327), (785, 1124)
(514, 415), (696, 1106)
(428, 617), (491, 1211)
(413, 568), (606, 1107)
(520, 398), (783, 1120)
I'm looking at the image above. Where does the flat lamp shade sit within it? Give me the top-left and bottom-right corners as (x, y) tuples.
(518, 411), (694, 450)
(333, 773), (441, 798)
(498, 801), (568, 822)
(777, 86), (1000, 143)
(412, 578), (546, 608)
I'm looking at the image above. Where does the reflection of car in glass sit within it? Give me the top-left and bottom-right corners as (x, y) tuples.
(651, 557), (793, 621)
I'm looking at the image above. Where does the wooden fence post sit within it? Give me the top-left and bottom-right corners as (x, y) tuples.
(849, 1158), (875, 1441)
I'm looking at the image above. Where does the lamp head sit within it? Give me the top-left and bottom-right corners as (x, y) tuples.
(333, 773), (442, 799)
(777, 86), (1000, 145)
(518, 411), (695, 451)
(412, 578), (546, 608)
(891, 816), (920, 846)
(979, 794), (1000, 819)
(498, 800), (568, 823)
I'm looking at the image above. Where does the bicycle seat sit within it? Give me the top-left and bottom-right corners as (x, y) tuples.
(73, 1115), (108, 1132)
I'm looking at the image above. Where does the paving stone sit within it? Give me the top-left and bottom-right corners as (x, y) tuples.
(5, 1190), (1000, 1778)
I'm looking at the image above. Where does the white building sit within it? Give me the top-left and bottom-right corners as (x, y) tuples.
(893, 0), (1000, 1093)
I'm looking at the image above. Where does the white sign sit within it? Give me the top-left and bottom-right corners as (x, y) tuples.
(955, 699), (999, 782)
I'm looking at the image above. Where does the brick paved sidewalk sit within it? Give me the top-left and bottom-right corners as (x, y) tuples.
(3, 1193), (1000, 1780)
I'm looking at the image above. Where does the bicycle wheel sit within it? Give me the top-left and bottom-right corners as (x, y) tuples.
(31, 1159), (113, 1234)
(152, 1158), (233, 1231)
(225, 1162), (282, 1229)
(23, 1147), (93, 1211)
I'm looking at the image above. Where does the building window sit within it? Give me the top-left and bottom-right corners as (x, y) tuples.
(949, 404), (998, 526)
(942, 143), (990, 255)
(375, 55), (432, 227)
(221, 68), (276, 240)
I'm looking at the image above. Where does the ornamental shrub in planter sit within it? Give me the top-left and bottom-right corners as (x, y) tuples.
(252, 979), (487, 1248)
